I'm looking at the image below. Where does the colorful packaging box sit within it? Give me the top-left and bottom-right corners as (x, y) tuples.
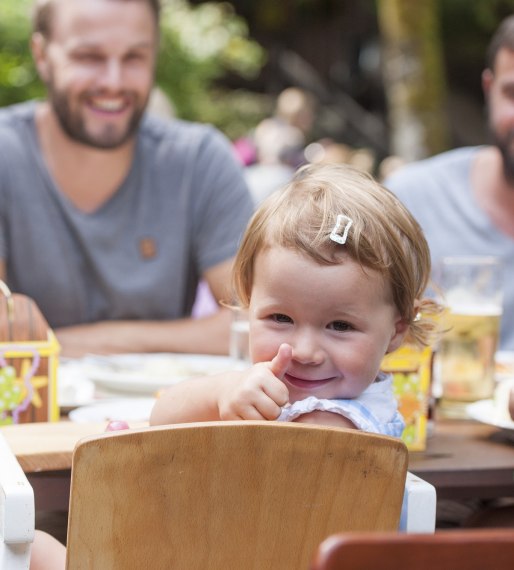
(381, 344), (433, 451)
(0, 332), (60, 425)
(0, 284), (60, 424)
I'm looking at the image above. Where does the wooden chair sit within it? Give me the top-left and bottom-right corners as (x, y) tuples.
(312, 529), (514, 570)
(1, 421), (435, 569)
(65, 421), (409, 569)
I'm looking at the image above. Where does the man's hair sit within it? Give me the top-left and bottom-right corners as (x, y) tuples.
(486, 15), (514, 71)
(33, 0), (161, 39)
(233, 163), (441, 347)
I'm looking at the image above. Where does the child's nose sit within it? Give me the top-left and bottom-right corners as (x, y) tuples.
(291, 330), (325, 365)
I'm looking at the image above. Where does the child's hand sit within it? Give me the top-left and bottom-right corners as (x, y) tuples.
(218, 343), (292, 421)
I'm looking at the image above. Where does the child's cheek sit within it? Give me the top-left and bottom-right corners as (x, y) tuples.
(249, 330), (282, 365)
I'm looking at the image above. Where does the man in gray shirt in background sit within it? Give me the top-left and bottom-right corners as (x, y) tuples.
(386, 15), (514, 351)
(0, 0), (253, 357)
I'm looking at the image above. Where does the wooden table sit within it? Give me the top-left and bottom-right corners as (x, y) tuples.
(409, 419), (514, 500)
(3, 418), (514, 510)
(1, 421), (146, 511)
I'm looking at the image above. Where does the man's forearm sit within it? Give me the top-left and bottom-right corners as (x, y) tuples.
(55, 308), (232, 358)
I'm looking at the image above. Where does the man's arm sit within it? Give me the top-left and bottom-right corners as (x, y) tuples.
(54, 309), (233, 357)
(0, 257), (233, 356)
(54, 259), (235, 357)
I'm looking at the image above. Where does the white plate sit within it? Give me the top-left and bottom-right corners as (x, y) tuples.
(58, 358), (96, 409)
(68, 398), (156, 423)
(82, 353), (241, 395)
(466, 399), (514, 432)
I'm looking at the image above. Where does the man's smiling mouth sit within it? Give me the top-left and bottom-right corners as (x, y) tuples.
(88, 95), (130, 114)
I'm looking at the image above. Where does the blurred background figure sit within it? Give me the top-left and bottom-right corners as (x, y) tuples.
(377, 154), (407, 182)
(304, 140), (352, 165)
(304, 138), (376, 175)
(274, 87), (316, 143)
(241, 86), (316, 205)
(350, 147), (376, 174)
(244, 112), (303, 205)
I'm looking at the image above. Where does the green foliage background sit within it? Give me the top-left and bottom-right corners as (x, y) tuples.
(0, 2), (44, 104)
(4, 0), (514, 142)
(0, 0), (269, 140)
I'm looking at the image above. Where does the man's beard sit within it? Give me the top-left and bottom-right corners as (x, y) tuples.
(492, 127), (514, 183)
(47, 83), (146, 150)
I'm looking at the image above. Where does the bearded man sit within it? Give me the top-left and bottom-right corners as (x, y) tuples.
(0, 0), (253, 357)
(386, 15), (514, 351)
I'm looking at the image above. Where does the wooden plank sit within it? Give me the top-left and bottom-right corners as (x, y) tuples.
(1, 421), (147, 473)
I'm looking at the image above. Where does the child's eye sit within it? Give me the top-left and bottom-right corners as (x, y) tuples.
(329, 321), (352, 332)
(272, 313), (293, 324)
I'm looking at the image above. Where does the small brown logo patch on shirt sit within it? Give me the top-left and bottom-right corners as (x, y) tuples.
(139, 237), (157, 259)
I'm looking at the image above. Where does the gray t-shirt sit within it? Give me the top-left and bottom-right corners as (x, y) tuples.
(386, 146), (514, 350)
(0, 101), (254, 328)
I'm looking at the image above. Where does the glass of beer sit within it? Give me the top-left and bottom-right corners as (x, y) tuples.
(436, 256), (503, 419)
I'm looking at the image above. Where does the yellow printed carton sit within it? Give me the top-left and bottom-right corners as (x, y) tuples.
(381, 345), (433, 451)
(0, 284), (60, 424)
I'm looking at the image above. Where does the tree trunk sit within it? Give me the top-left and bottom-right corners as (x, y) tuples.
(377, 0), (449, 161)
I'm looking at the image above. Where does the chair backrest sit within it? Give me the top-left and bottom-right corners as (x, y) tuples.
(65, 421), (408, 570)
(312, 529), (514, 570)
(0, 433), (34, 570)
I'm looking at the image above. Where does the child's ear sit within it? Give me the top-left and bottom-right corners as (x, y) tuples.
(386, 316), (409, 354)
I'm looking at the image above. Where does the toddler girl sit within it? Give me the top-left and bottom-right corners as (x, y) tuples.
(150, 163), (440, 431)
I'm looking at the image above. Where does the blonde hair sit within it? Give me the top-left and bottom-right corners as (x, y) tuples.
(233, 163), (441, 346)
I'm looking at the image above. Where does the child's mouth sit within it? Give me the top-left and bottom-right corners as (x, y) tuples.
(284, 373), (334, 390)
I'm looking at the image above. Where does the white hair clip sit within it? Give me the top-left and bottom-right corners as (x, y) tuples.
(329, 214), (353, 245)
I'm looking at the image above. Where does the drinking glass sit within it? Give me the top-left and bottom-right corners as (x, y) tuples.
(435, 256), (503, 419)
(229, 310), (250, 363)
